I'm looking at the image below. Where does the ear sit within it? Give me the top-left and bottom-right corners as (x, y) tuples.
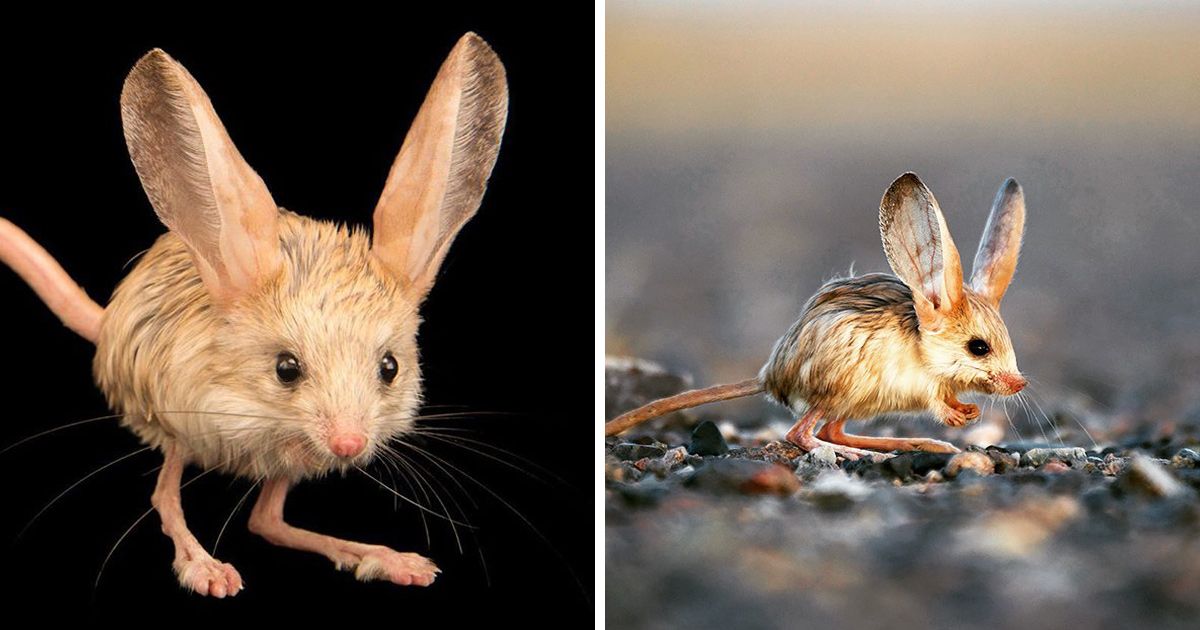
(121, 49), (281, 303)
(371, 32), (508, 300)
(970, 178), (1025, 307)
(879, 172), (964, 330)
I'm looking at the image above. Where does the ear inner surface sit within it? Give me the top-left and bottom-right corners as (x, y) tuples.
(372, 32), (509, 299)
(121, 48), (281, 302)
(970, 178), (1026, 306)
(879, 172), (964, 326)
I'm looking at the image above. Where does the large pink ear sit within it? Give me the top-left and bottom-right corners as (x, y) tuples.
(121, 49), (281, 303)
(371, 33), (508, 300)
(879, 173), (965, 330)
(970, 178), (1026, 307)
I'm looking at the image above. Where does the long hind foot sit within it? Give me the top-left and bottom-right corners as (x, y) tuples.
(248, 477), (438, 587)
(817, 418), (959, 454)
(153, 443), (244, 597)
(786, 410), (890, 462)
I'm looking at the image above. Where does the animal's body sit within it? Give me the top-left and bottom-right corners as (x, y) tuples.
(0, 32), (507, 597)
(605, 173), (1029, 459)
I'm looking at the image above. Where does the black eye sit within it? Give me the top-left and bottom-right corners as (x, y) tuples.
(967, 338), (991, 357)
(379, 353), (399, 384)
(276, 352), (302, 384)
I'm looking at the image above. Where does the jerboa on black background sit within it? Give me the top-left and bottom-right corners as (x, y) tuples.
(0, 9), (592, 622)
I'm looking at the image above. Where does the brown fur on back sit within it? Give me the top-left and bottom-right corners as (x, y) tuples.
(760, 273), (935, 419)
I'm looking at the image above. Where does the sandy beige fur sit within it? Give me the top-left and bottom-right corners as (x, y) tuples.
(94, 211), (423, 480)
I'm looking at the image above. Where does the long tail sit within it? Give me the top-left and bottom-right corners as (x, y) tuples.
(604, 378), (764, 436)
(0, 217), (103, 343)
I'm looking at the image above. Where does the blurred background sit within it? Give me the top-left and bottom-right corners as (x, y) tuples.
(607, 0), (1200, 433)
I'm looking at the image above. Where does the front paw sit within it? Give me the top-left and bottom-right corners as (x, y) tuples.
(353, 546), (440, 587)
(175, 556), (243, 598)
(942, 405), (979, 427)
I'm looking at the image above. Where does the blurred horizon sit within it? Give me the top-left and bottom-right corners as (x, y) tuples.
(609, 0), (1200, 139)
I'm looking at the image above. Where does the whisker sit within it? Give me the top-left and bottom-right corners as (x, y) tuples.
(18, 446), (154, 539)
(377, 446), (464, 553)
(405, 445), (589, 602)
(1023, 388), (1065, 445)
(0, 414), (126, 456)
(385, 442), (478, 551)
(354, 466), (475, 528)
(406, 428), (569, 487)
(387, 439), (481, 511)
(94, 464), (220, 593)
(213, 477), (262, 555)
(1001, 395), (1024, 444)
(1025, 384), (1099, 449)
(374, 449), (433, 549)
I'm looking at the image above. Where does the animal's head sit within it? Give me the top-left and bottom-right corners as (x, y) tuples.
(880, 172), (1028, 397)
(118, 34), (507, 474)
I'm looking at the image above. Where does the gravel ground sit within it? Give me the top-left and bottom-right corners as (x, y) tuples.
(605, 360), (1200, 630)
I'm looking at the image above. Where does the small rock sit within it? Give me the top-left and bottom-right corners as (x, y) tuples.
(639, 457), (673, 477)
(984, 446), (1021, 473)
(689, 420), (730, 456)
(749, 441), (807, 465)
(612, 442), (667, 461)
(802, 445), (838, 468)
(1113, 454), (1189, 498)
(1171, 448), (1200, 469)
(1021, 447), (1088, 469)
(1041, 460), (1071, 473)
(684, 459), (800, 496)
(881, 451), (955, 481)
(605, 456), (643, 484)
(663, 446), (689, 467)
(945, 451), (994, 479)
(1100, 453), (1127, 476)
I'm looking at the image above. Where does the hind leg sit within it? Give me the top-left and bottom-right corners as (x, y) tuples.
(248, 477), (438, 586)
(785, 409), (886, 461)
(817, 418), (959, 454)
(152, 443), (243, 597)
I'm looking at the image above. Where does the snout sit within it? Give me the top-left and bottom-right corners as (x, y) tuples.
(993, 372), (1028, 395)
(328, 433), (367, 459)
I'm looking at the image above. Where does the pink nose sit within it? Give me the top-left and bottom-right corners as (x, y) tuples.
(1000, 373), (1028, 394)
(329, 434), (367, 459)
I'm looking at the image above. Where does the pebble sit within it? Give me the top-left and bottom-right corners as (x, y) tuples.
(1041, 460), (1071, 473)
(801, 445), (838, 468)
(1113, 454), (1189, 498)
(612, 442), (667, 461)
(663, 446), (689, 466)
(944, 451), (995, 478)
(983, 446), (1021, 473)
(684, 459), (800, 496)
(605, 456), (643, 483)
(883, 451), (955, 481)
(690, 420), (731, 456)
(1020, 447), (1088, 469)
(1171, 448), (1200, 469)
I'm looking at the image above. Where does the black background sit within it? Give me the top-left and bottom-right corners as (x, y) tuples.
(0, 10), (592, 623)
